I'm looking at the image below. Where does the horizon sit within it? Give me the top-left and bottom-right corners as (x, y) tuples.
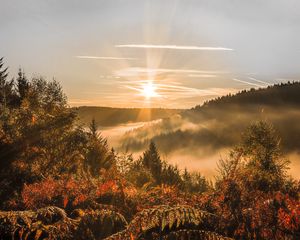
(2, 0), (300, 108)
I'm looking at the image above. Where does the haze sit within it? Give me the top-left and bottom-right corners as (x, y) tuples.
(1, 0), (300, 108)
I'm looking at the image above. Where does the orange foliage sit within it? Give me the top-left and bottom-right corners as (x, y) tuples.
(21, 177), (95, 209)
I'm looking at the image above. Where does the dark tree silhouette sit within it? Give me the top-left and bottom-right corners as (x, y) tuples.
(141, 141), (163, 184)
(0, 57), (14, 110)
(16, 68), (29, 102)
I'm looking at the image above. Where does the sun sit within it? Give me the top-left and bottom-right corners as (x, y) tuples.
(142, 82), (158, 99)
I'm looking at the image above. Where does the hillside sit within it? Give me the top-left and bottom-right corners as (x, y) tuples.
(195, 81), (300, 109)
(74, 106), (182, 127)
(121, 82), (300, 156)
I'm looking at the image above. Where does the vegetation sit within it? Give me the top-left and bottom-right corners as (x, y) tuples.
(122, 81), (300, 155)
(195, 81), (300, 109)
(75, 106), (181, 127)
(0, 58), (299, 239)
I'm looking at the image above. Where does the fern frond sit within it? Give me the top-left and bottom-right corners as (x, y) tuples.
(74, 209), (127, 240)
(104, 205), (222, 240)
(158, 229), (233, 240)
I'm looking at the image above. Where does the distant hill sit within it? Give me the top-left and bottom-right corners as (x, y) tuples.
(121, 82), (300, 155)
(194, 81), (300, 109)
(74, 106), (182, 127)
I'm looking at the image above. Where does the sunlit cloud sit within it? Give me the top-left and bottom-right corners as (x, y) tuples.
(115, 67), (228, 77)
(233, 78), (264, 88)
(121, 80), (227, 101)
(115, 44), (233, 51)
(75, 56), (137, 60)
(248, 77), (269, 85)
(189, 74), (217, 78)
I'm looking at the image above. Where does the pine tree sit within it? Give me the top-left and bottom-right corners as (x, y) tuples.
(85, 119), (114, 176)
(142, 141), (163, 184)
(16, 67), (29, 102)
(0, 57), (13, 110)
(89, 118), (98, 138)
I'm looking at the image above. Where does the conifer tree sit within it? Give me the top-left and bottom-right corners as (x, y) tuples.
(142, 141), (163, 184)
(16, 67), (29, 102)
(85, 119), (114, 176)
(89, 118), (98, 138)
(0, 57), (13, 110)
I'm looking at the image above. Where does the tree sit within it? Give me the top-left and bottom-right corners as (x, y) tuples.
(89, 118), (98, 138)
(0, 57), (14, 111)
(85, 119), (115, 176)
(237, 121), (289, 192)
(0, 74), (87, 205)
(141, 141), (163, 184)
(213, 121), (296, 239)
(16, 67), (29, 103)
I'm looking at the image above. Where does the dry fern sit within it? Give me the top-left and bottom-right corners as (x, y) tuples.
(104, 205), (231, 240)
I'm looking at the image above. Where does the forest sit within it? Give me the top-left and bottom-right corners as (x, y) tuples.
(121, 82), (300, 161)
(0, 58), (299, 239)
(75, 106), (181, 127)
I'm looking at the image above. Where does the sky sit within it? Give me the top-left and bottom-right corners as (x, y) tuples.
(1, 0), (300, 108)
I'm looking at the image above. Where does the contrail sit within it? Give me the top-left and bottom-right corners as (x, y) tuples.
(76, 56), (137, 60)
(233, 78), (264, 87)
(115, 67), (228, 77)
(115, 44), (233, 51)
(248, 77), (269, 85)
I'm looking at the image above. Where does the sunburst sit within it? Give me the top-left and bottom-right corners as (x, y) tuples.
(141, 82), (158, 99)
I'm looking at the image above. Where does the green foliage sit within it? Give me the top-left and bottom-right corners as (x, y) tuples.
(126, 160), (155, 188)
(0, 57), (15, 111)
(161, 163), (182, 187)
(181, 169), (210, 193)
(141, 141), (163, 184)
(219, 121), (290, 192)
(16, 68), (29, 102)
(85, 119), (115, 176)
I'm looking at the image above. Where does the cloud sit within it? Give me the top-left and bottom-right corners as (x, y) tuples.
(115, 44), (233, 51)
(233, 78), (264, 87)
(189, 74), (217, 78)
(75, 56), (137, 60)
(248, 77), (269, 85)
(121, 79), (235, 100)
(115, 67), (228, 77)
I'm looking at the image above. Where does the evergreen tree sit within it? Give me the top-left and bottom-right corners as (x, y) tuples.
(85, 119), (114, 176)
(89, 118), (98, 138)
(141, 141), (163, 184)
(161, 163), (182, 186)
(0, 57), (14, 110)
(16, 67), (29, 102)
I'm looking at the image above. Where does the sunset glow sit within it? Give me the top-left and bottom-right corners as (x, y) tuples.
(1, 1), (300, 238)
(142, 82), (158, 99)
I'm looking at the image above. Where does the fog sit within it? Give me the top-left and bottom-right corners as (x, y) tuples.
(99, 105), (300, 180)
